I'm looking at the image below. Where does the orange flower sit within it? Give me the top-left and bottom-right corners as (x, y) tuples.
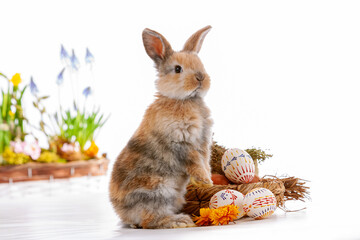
(193, 208), (212, 226)
(84, 141), (99, 157)
(210, 205), (240, 226)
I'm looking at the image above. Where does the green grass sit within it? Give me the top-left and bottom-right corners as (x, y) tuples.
(58, 109), (108, 151)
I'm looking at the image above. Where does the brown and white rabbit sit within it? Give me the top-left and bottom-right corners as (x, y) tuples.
(109, 26), (213, 229)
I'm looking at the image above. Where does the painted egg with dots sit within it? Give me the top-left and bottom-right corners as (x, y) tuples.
(209, 189), (246, 219)
(243, 188), (277, 220)
(221, 148), (255, 184)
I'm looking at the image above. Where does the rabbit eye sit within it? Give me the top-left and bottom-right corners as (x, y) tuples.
(174, 65), (182, 73)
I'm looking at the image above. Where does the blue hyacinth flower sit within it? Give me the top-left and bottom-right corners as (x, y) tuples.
(82, 86), (92, 98)
(30, 76), (39, 95)
(70, 49), (80, 71)
(57, 68), (65, 85)
(85, 48), (95, 65)
(60, 44), (69, 61)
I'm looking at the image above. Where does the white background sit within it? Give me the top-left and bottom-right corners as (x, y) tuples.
(1, 0), (360, 239)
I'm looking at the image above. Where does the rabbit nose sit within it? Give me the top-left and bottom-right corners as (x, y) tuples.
(195, 72), (204, 81)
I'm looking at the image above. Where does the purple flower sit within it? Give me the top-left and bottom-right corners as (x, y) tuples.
(73, 101), (78, 111)
(30, 76), (39, 95)
(70, 49), (80, 71)
(57, 68), (65, 85)
(85, 48), (95, 65)
(82, 86), (92, 98)
(60, 44), (70, 61)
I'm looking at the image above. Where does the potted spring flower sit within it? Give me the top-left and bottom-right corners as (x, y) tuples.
(0, 72), (40, 165)
(0, 46), (110, 183)
(48, 45), (109, 162)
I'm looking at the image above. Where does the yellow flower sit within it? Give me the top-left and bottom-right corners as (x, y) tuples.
(193, 208), (213, 226)
(8, 110), (15, 119)
(2, 147), (30, 165)
(193, 205), (240, 226)
(84, 140), (99, 158)
(10, 73), (22, 87)
(210, 205), (240, 226)
(2, 147), (16, 161)
(37, 151), (59, 163)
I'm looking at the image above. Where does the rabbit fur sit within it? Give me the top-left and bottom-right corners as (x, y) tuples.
(109, 26), (213, 229)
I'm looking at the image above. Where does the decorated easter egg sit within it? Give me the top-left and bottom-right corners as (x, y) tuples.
(221, 148), (255, 184)
(209, 189), (246, 219)
(243, 188), (277, 220)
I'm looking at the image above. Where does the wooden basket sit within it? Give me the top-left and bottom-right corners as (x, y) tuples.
(182, 176), (309, 216)
(182, 142), (311, 216)
(0, 158), (109, 183)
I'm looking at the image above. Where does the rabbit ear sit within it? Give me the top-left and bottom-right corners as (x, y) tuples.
(142, 28), (173, 65)
(183, 25), (212, 53)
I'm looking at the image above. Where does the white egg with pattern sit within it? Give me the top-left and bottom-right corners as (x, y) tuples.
(209, 189), (246, 219)
(243, 188), (277, 219)
(221, 148), (255, 184)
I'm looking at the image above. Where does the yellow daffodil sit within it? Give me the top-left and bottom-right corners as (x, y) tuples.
(84, 140), (99, 157)
(10, 73), (22, 87)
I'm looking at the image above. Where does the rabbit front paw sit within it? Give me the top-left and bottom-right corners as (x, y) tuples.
(190, 176), (213, 188)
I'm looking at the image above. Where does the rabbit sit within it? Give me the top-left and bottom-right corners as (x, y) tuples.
(109, 25), (213, 229)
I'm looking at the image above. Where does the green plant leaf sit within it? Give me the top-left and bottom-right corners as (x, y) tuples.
(0, 73), (8, 80)
(19, 85), (28, 101)
(57, 108), (109, 151)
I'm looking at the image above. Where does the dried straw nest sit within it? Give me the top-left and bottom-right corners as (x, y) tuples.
(182, 142), (310, 216)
